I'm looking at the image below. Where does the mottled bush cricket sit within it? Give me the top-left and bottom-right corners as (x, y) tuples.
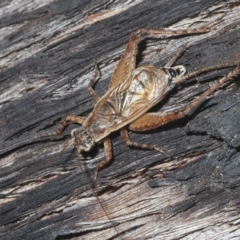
(46, 16), (240, 238)
(4, 15), (237, 239)
(51, 18), (239, 180)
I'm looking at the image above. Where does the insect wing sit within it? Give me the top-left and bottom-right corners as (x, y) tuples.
(84, 66), (170, 141)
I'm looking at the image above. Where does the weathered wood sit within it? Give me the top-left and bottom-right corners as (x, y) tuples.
(1, 0), (240, 239)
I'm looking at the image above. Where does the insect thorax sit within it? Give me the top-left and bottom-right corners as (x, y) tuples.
(71, 127), (95, 153)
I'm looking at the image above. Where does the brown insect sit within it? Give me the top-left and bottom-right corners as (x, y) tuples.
(50, 17), (240, 182)
(1, 12), (239, 240)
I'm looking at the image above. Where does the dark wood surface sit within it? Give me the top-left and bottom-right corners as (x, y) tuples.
(1, 1), (240, 239)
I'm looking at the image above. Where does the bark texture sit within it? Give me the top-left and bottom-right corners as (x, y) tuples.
(1, 1), (240, 239)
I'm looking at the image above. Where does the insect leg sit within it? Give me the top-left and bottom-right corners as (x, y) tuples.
(109, 31), (140, 88)
(88, 60), (100, 102)
(94, 137), (113, 180)
(135, 14), (223, 37)
(129, 112), (183, 131)
(110, 14), (223, 88)
(51, 115), (86, 135)
(164, 44), (187, 68)
(120, 128), (167, 155)
(173, 63), (237, 84)
(129, 66), (240, 131)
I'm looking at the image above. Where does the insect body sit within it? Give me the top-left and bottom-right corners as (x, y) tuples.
(51, 18), (240, 180)
(52, 64), (186, 179)
(83, 66), (185, 141)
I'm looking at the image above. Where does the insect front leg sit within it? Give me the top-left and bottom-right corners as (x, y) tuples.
(120, 128), (167, 155)
(94, 137), (113, 180)
(51, 115), (86, 135)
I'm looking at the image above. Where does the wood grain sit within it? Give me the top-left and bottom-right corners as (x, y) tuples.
(1, 0), (240, 239)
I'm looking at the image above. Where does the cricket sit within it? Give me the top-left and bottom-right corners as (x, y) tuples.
(50, 16), (240, 182)
(3, 15), (239, 240)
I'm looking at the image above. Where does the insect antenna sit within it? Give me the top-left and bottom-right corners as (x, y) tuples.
(76, 154), (121, 239)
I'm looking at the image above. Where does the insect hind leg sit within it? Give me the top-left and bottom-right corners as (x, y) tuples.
(129, 65), (240, 131)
